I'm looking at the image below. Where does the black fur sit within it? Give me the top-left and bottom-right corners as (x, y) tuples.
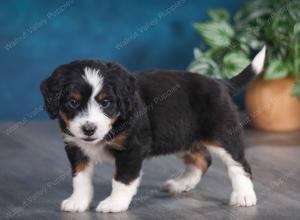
(41, 59), (256, 184)
(65, 145), (89, 177)
(226, 64), (257, 96)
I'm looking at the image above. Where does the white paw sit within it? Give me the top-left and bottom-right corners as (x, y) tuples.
(230, 189), (257, 207)
(96, 196), (130, 213)
(61, 196), (91, 212)
(163, 166), (202, 193)
(163, 179), (196, 193)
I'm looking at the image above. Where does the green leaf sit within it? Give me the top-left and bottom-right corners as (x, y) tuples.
(238, 31), (263, 50)
(264, 60), (289, 80)
(240, 43), (250, 55)
(288, 5), (300, 21)
(208, 9), (230, 22)
(188, 57), (221, 78)
(222, 51), (250, 79)
(291, 80), (300, 101)
(294, 23), (300, 36)
(193, 48), (203, 60)
(193, 21), (234, 48)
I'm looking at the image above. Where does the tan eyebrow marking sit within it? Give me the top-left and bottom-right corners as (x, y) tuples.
(95, 91), (108, 101)
(70, 92), (82, 101)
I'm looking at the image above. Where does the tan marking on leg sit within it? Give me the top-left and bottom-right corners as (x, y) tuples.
(182, 152), (208, 172)
(75, 161), (88, 173)
(164, 146), (207, 193)
(200, 140), (222, 148)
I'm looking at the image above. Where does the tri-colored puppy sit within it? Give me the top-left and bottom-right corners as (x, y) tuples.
(40, 47), (266, 213)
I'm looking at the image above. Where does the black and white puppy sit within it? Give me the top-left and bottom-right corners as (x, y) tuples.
(40, 47), (266, 213)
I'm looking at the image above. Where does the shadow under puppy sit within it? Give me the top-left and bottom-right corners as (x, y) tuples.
(40, 47), (266, 213)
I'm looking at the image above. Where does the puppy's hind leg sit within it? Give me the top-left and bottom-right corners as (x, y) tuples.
(163, 144), (211, 194)
(206, 138), (257, 207)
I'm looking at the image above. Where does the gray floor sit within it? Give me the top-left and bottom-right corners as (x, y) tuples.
(0, 121), (300, 220)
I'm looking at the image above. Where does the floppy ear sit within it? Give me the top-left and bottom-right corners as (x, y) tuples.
(117, 72), (136, 119)
(40, 69), (65, 119)
(106, 62), (136, 120)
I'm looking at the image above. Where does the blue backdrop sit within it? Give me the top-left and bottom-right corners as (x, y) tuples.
(0, 0), (246, 121)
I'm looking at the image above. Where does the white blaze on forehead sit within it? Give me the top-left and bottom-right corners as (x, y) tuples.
(66, 66), (111, 143)
(83, 67), (103, 96)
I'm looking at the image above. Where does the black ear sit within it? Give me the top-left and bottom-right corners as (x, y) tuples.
(40, 70), (65, 119)
(118, 73), (136, 118)
(106, 62), (136, 120)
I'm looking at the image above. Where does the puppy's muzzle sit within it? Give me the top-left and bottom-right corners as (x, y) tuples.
(82, 122), (97, 136)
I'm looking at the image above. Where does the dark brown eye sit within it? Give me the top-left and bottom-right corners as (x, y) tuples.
(99, 99), (111, 108)
(68, 98), (79, 109)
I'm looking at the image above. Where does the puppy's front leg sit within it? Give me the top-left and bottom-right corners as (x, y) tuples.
(61, 145), (94, 212)
(96, 152), (143, 213)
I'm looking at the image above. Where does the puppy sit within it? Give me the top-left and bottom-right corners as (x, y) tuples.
(40, 47), (266, 213)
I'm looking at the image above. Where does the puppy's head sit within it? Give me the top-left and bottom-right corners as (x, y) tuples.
(40, 60), (135, 144)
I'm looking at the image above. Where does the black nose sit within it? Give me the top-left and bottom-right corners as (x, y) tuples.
(82, 123), (96, 136)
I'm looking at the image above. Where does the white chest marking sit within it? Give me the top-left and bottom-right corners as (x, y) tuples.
(64, 135), (114, 164)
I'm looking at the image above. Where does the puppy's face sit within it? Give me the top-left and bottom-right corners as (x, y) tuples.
(59, 67), (118, 143)
(41, 60), (135, 144)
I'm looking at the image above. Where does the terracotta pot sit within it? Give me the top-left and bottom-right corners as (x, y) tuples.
(245, 74), (300, 132)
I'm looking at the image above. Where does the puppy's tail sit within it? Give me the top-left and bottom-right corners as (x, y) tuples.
(226, 46), (266, 96)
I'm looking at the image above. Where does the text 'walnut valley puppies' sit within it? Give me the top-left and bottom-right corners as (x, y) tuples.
(40, 47), (266, 213)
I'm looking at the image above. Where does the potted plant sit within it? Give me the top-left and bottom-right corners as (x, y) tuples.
(189, 0), (300, 132)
